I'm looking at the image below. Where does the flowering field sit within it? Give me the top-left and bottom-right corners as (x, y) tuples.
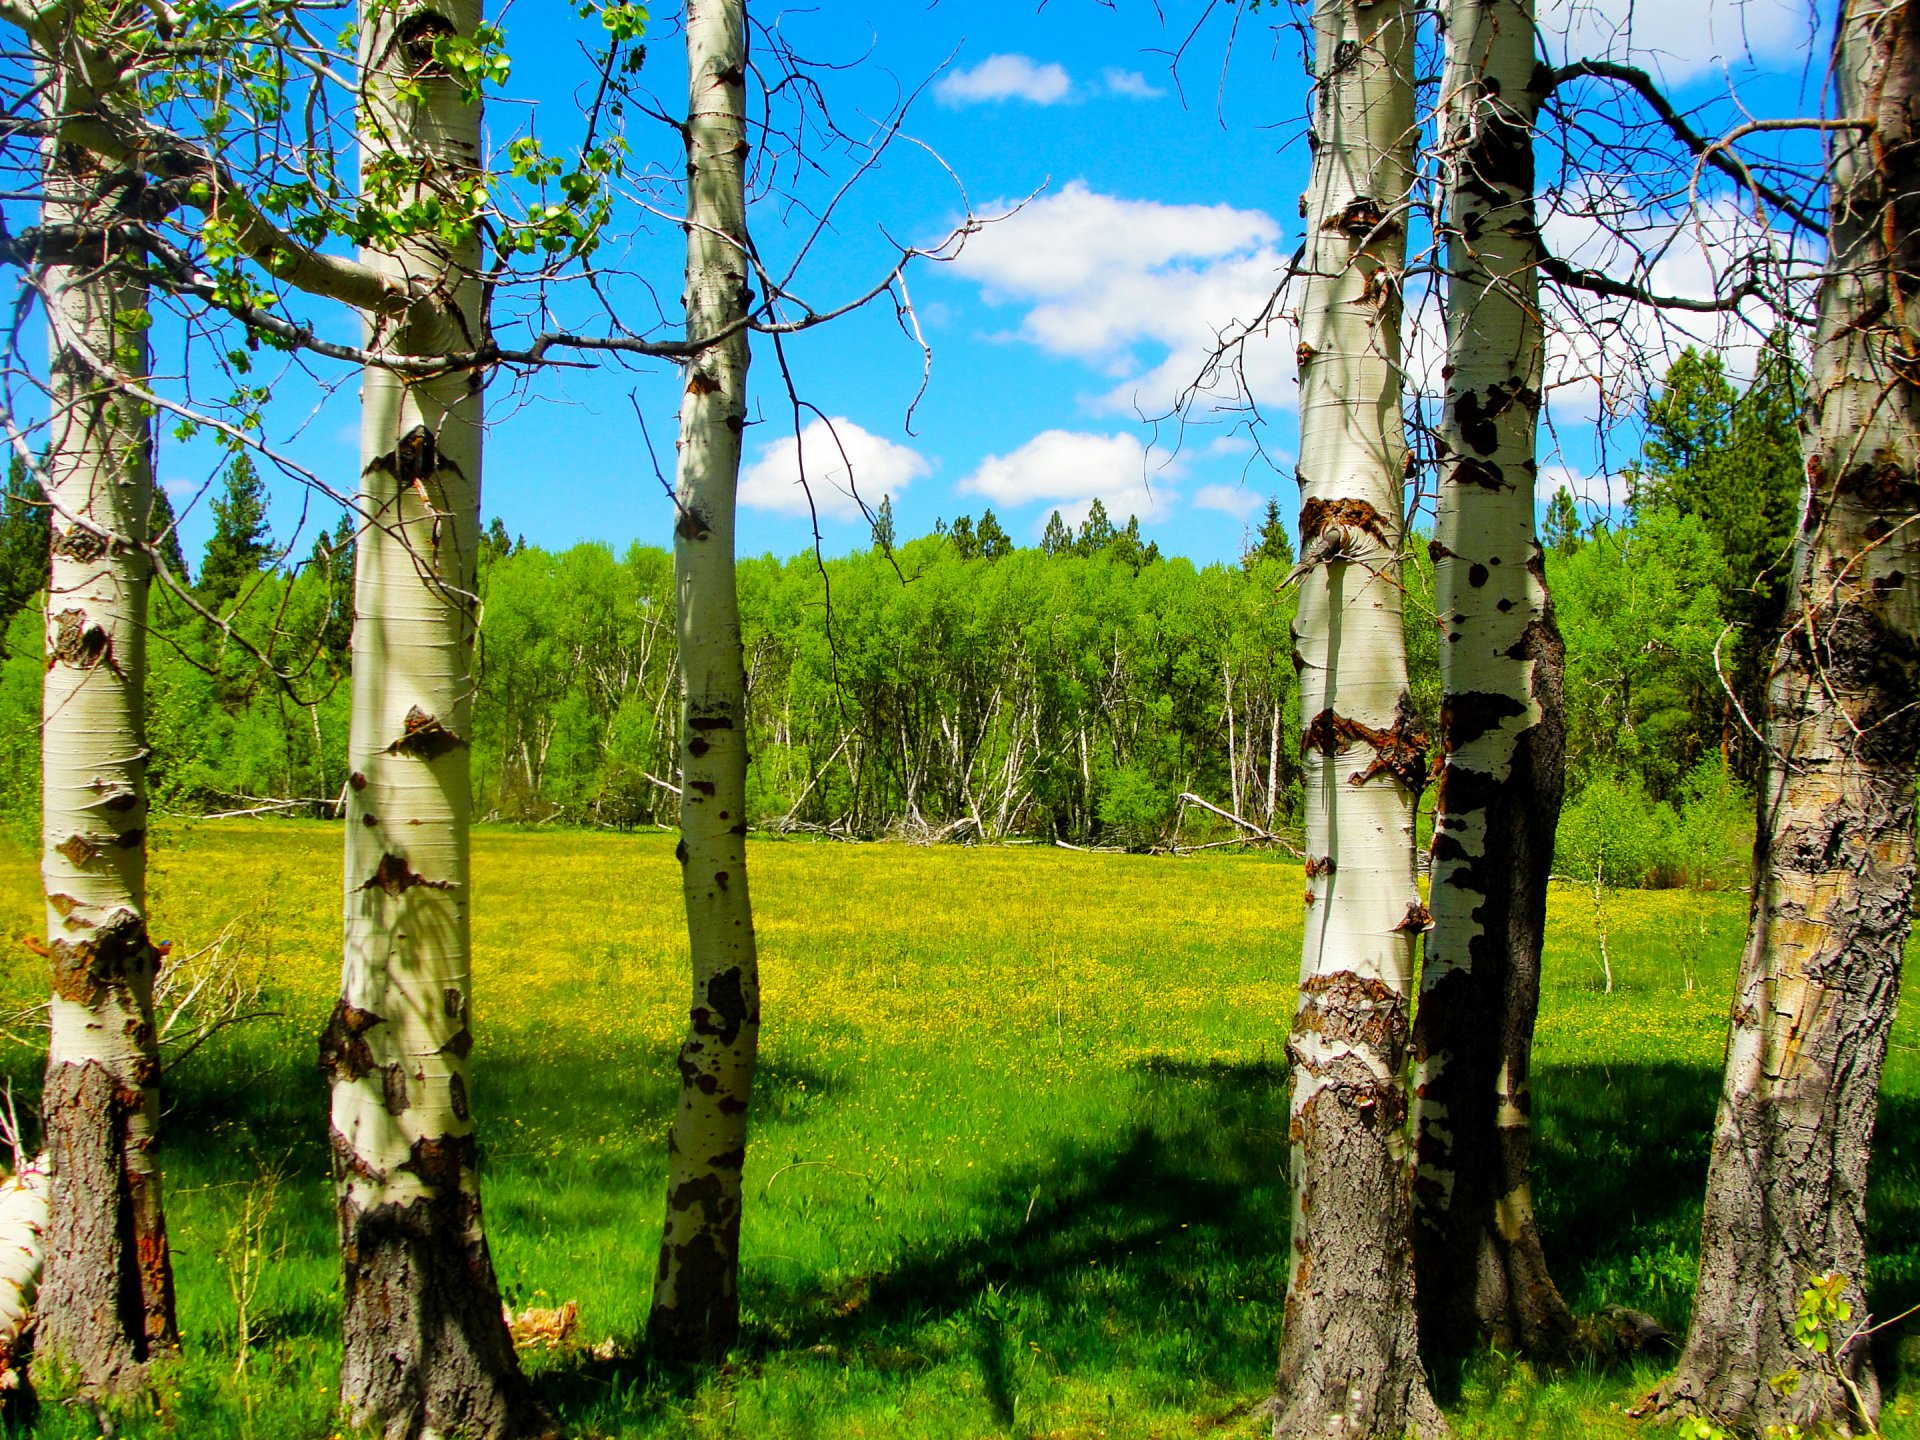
(0, 821), (1915, 1438)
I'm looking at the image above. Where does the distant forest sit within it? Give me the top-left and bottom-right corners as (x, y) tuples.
(0, 344), (1799, 887)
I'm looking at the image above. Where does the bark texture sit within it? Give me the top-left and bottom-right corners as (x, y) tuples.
(0, 1156), (49, 1398)
(34, 116), (178, 1393)
(1656, 2), (1920, 1430)
(325, 4), (547, 1435)
(1412, 0), (1573, 1356)
(647, 0), (762, 1368)
(1273, 2), (1442, 1435)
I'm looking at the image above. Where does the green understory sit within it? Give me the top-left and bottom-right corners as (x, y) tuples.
(0, 820), (1915, 1439)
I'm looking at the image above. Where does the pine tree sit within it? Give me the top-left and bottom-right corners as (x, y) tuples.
(869, 495), (896, 555)
(1543, 487), (1582, 556)
(309, 515), (354, 668)
(976, 509), (1012, 560)
(1075, 497), (1116, 556)
(947, 511), (976, 559)
(0, 454), (48, 648)
(147, 484), (188, 584)
(1041, 510), (1072, 556)
(198, 453), (272, 612)
(1108, 514), (1161, 574)
(1243, 496), (1296, 569)
(480, 516), (520, 568)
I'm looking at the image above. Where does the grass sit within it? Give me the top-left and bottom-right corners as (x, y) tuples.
(0, 820), (1914, 1438)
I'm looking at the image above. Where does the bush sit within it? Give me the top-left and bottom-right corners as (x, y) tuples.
(1555, 774), (1678, 891)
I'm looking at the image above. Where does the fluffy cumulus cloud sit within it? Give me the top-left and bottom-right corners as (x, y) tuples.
(1538, 0), (1813, 82)
(1102, 67), (1164, 99)
(1192, 483), (1262, 519)
(739, 418), (929, 522)
(936, 54), (1072, 106)
(959, 430), (1175, 528)
(953, 180), (1296, 420)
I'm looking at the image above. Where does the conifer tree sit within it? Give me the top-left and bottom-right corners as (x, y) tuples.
(1542, 487), (1581, 557)
(976, 509), (1012, 560)
(1041, 510), (1072, 556)
(197, 453), (272, 612)
(1243, 496), (1295, 570)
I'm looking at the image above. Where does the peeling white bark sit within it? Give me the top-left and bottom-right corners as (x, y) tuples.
(1411, 0), (1572, 1353)
(648, 0), (762, 1367)
(0, 1156), (47, 1395)
(35, 66), (178, 1383)
(325, 5), (544, 1434)
(1272, 2), (1442, 1436)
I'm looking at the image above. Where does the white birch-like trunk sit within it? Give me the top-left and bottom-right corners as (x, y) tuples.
(1658, 3), (1920, 1430)
(1272, 2), (1442, 1435)
(0, 1157), (48, 1400)
(34, 122), (178, 1390)
(648, 0), (761, 1367)
(1410, 0), (1573, 1355)
(322, 5), (546, 1433)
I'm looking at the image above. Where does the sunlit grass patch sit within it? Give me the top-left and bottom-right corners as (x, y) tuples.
(0, 822), (1912, 1437)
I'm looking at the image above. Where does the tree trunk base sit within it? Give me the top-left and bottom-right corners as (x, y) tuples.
(337, 1138), (553, 1440)
(32, 1062), (172, 1397)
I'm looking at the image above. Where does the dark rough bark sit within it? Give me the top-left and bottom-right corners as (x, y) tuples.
(334, 1135), (551, 1440)
(1655, 1), (1920, 1430)
(1414, 628), (1573, 1353)
(1276, 974), (1446, 1440)
(35, 1062), (174, 1393)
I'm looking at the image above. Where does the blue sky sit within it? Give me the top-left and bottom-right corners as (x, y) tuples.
(153, 0), (1831, 571)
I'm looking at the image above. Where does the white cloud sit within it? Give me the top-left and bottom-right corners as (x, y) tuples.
(1193, 484), (1262, 519)
(1538, 0), (1812, 83)
(953, 181), (1295, 419)
(739, 418), (929, 522)
(959, 429), (1175, 524)
(1103, 68), (1164, 99)
(936, 54), (1072, 107)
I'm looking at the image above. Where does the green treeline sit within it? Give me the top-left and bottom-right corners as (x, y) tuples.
(0, 346), (1800, 884)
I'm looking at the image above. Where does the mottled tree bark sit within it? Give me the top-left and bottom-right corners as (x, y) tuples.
(1655, 2), (1920, 1431)
(324, 4), (548, 1435)
(1273, 2), (1442, 1435)
(1412, 0), (1574, 1356)
(0, 1155), (47, 1398)
(647, 0), (762, 1367)
(33, 119), (178, 1393)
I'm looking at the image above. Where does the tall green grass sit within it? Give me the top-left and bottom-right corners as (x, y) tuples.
(0, 822), (1912, 1438)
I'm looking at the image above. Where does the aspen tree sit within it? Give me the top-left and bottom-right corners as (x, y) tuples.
(647, 0), (762, 1366)
(1272, 0), (1442, 1434)
(1412, 0), (1573, 1353)
(0, 1156), (46, 1397)
(1656, 0), (1920, 1429)
(321, 2), (548, 1432)
(34, 55), (179, 1386)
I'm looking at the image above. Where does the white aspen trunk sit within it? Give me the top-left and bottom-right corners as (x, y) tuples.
(1272, 2), (1442, 1436)
(1268, 699), (1282, 830)
(1658, 3), (1920, 1429)
(35, 113), (178, 1389)
(648, 0), (762, 1366)
(1411, 0), (1573, 1355)
(323, 5), (547, 1433)
(0, 1157), (48, 1400)
(1223, 663), (1240, 818)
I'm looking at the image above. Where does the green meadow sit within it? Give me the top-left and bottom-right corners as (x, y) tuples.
(1, 821), (1917, 1439)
